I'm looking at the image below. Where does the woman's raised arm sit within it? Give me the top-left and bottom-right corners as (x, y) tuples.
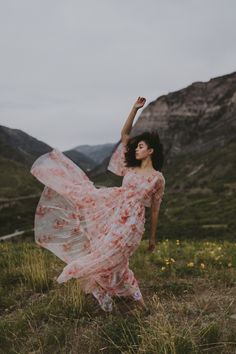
(121, 97), (146, 144)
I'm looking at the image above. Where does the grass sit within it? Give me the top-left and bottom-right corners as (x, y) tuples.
(0, 238), (236, 353)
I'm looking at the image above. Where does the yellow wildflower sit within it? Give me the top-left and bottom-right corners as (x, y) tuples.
(187, 262), (194, 267)
(161, 266), (166, 271)
(200, 263), (205, 269)
(215, 256), (221, 261)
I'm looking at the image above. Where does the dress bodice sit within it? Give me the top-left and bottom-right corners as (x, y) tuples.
(121, 168), (165, 208)
(107, 140), (165, 208)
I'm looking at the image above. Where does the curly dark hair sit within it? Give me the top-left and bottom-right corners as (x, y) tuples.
(123, 130), (164, 172)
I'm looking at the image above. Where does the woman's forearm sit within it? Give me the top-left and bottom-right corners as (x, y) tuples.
(150, 208), (160, 241)
(121, 105), (138, 136)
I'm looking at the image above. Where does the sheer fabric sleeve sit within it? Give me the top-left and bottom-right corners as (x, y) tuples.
(152, 175), (165, 206)
(107, 142), (129, 177)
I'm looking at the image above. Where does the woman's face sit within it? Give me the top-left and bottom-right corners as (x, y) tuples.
(135, 140), (153, 160)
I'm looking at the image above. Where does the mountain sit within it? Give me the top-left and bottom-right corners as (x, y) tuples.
(0, 125), (53, 166)
(62, 143), (118, 172)
(90, 71), (236, 177)
(73, 143), (116, 165)
(62, 148), (97, 172)
(134, 71), (236, 159)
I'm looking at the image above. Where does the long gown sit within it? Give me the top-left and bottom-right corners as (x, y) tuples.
(30, 140), (165, 312)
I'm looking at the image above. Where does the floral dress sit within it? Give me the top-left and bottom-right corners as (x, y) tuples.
(30, 141), (165, 312)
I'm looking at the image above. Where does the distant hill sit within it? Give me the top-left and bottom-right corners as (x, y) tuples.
(62, 143), (117, 172)
(0, 125), (103, 199)
(73, 143), (116, 166)
(0, 125), (52, 166)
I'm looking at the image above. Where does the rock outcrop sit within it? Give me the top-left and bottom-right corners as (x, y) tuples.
(132, 71), (236, 161)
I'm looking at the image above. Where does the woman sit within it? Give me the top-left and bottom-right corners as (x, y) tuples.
(30, 96), (165, 314)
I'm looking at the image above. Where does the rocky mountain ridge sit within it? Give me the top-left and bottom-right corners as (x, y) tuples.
(133, 71), (236, 159)
(89, 71), (236, 177)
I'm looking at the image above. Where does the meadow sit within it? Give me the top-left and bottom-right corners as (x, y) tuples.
(1, 237), (236, 353)
(0, 141), (236, 353)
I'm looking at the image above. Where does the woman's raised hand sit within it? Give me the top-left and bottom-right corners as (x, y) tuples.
(133, 96), (146, 109)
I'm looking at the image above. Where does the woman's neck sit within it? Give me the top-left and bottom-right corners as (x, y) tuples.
(139, 157), (154, 171)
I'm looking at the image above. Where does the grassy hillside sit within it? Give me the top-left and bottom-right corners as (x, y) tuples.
(1, 139), (235, 353)
(1, 142), (235, 240)
(1, 238), (236, 353)
(0, 156), (43, 236)
(0, 156), (42, 198)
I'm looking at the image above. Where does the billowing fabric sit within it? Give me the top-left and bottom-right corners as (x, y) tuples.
(30, 142), (165, 312)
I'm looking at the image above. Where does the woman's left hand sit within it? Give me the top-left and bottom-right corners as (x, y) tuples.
(147, 240), (156, 253)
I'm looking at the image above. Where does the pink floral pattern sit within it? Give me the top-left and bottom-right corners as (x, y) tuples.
(30, 144), (165, 312)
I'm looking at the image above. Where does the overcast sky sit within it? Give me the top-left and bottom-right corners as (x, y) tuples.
(0, 0), (235, 151)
